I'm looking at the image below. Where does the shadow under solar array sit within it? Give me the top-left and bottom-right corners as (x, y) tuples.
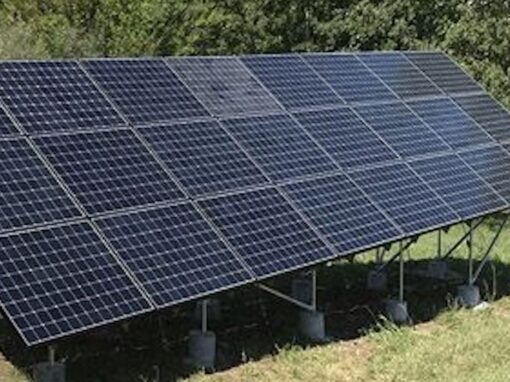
(0, 51), (509, 346)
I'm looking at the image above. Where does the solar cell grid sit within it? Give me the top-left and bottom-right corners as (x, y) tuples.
(405, 52), (483, 94)
(282, 173), (402, 254)
(355, 101), (451, 158)
(222, 113), (338, 181)
(302, 54), (397, 103)
(199, 187), (335, 278)
(293, 107), (398, 169)
(358, 53), (443, 99)
(409, 153), (507, 219)
(96, 203), (253, 307)
(168, 57), (282, 116)
(0, 137), (82, 232)
(0, 221), (152, 345)
(0, 106), (18, 135)
(138, 120), (268, 196)
(241, 55), (342, 110)
(33, 129), (184, 215)
(0, 61), (124, 133)
(454, 94), (510, 142)
(349, 162), (459, 235)
(83, 59), (209, 125)
(407, 98), (493, 149)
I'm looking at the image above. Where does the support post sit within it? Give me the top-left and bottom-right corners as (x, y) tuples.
(385, 240), (409, 324)
(33, 346), (65, 382)
(187, 299), (216, 369)
(468, 220), (474, 285)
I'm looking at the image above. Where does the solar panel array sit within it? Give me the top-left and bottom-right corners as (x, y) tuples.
(0, 51), (508, 346)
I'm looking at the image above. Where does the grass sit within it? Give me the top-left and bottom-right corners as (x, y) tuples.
(2, 216), (510, 381)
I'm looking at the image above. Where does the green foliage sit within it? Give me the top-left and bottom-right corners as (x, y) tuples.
(0, 0), (509, 106)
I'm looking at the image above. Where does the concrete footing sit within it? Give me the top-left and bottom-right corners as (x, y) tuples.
(385, 299), (409, 324)
(457, 284), (481, 308)
(33, 362), (65, 382)
(298, 310), (326, 341)
(427, 260), (449, 279)
(188, 329), (216, 369)
(193, 299), (221, 323)
(291, 278), (313, 303)
(367, 270), (387, 291)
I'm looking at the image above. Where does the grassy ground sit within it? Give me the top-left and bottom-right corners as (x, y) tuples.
(2, 216), (510, 381)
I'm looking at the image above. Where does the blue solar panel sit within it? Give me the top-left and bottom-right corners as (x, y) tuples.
(409, 153), (507, 219)
(0, 106), (17, 135)
(407, 97), (493, 149)
(355, 101), (451, 158)
(0, 61), (124, 133)
(302, 54), (397, 103)
(95, 203), (253, 308)
(82, 59), (209, 125)
(293, 107), (398, 169)
(0, 222), (152, 345)
(168, 57), (282, 117)
(199, 187), (335, 278)
(282, 173), (402, 253)
(241, 55), (342, 110)
(0, 137), (82, 232)
(359, 53), (443, 99)
(405, 52), (483, 94)
(222, 113), (337, 181)
(454, 94), (510, 142)
(138, 120), (268, 196)
(350, 162), (459, 235)
(34, 129), (184, 215)
(459, 145), (510, 203)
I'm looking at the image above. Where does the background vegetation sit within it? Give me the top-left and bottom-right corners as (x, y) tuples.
(0, 0), (509, 105)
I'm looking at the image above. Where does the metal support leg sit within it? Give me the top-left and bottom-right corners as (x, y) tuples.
(201, 299), (208, 333)
(188, 299), (216, 369)
(437, 230), (442, 259)
(399, 241), (405, 303)
(48, 346), (55, 366)
(33, 346), (65, 382)
(468, 220), (474, 285)
(385, 240), (409, 324)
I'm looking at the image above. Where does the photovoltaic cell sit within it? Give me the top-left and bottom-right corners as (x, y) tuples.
(138, 120), (268, 196)
(409, 153), (506, 219)
(282, 174), (402, 254)
(168, 57), (281, 116)
(199, 187), (335, 278)
(407, 98), (493, 149)
(222, 114), (337, 181)
(459, 145), (510, 203)
(405, 52), (483, 94)
(0, 222), (152, 345)
(0, 107), (17, 135)
(355, 102), (450, 158)
(0, 61), (124, 133)
(95, 203), (253, 308)
(293, 107), (398, 169)
(83, 59), (209, 125)
(350, 162), (459, 235)
(241, 55), (342, 110)
(302, 54), (397, 103)
(358, 53), (442, 99)
(0, 138), (82, 232)
(454, 94), (510, 142)
(33, 129), (184, 215)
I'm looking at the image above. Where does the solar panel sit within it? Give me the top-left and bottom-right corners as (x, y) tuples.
(282, 173), (402, 253)
(407, 97), (493, 149)
(349, 162), (459, 235)
(0, 137), (82, 232)
(241, 55), (342, 110)
(198, 187), (335, 278)
(454, 94), (510, 142)
(95, 203), (253, 308)
(82, 59), (209, 125)
(168, 57), (282, 116)
(138, 120), (268, 197)
(33, 129), (184, 215)
(222, 114), (337, 181)
(293, 107), (398, 169)
(409, 153), (507, 219)
(355, 101), (451, 158)
(0, 221), (152, 345)
(459, 145), (510, 203)
(0, 61), (124, 133)
(358, 53), (443, 99)
(302, 54), (398, 103)
(405, 52), (483, 94)
(0, 106), (18, 135)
